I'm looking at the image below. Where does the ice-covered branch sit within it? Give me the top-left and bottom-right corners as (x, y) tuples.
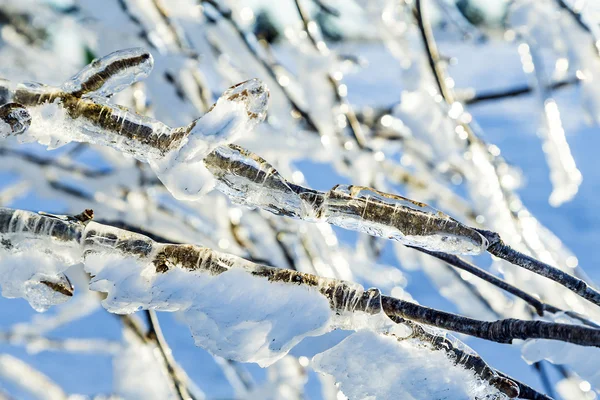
(2, 48), (599, 310)
(4, 207), (584, 398)
(0, 48), (268, 200)
(2, 207), (599, 351)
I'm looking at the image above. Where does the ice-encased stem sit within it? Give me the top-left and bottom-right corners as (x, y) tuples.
(204, 144), (488, 255)
(2, 207), (600, 350)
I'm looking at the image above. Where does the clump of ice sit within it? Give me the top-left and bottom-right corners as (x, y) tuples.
(150, 78), (269, 200)
(0, 209), (80, 311)
(0, 249), (73, 312)
(313, 330), (507, 400)
(82, 223), (332, 366)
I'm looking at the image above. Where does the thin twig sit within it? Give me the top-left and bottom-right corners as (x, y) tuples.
(462, 76), (579, 105)
(412, 246), (600, 329)
(478, 229), (600, 308)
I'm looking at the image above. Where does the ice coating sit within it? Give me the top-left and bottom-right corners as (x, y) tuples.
(204, 146), (487, 255)
(0, 49), (269, 200)
(0, 102), (31, 137)
(81, 222), (342, 366)
(61, 47), (154, 97)
(0, 209), (79, 311)
(205, 144), (306, 216)
(322, 185), (487, 255)
(312, 330), (508, 400)
(150, 78), (269, 200)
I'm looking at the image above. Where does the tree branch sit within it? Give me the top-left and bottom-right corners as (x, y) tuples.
(478, 229), (600, 308)
(3, 207), (599, 349)
(462, 76), (579, 105)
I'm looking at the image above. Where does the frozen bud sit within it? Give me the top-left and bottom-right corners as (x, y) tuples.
(0, 103), (31, 137)
(24, 273), (74, 312)
(221, 78), (269, 122)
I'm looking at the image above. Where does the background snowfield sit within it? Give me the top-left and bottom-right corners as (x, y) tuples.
(0, 1), (599, 399)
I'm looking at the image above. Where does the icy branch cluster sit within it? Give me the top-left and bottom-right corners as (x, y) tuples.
(0, 0), (599, 399)
(0, 207), (514, 399)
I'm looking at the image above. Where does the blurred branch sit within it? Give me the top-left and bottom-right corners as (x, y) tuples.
(478, 229), (600, 308)
(145, 310), (192, 400)
(461, 76), (580, 105)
